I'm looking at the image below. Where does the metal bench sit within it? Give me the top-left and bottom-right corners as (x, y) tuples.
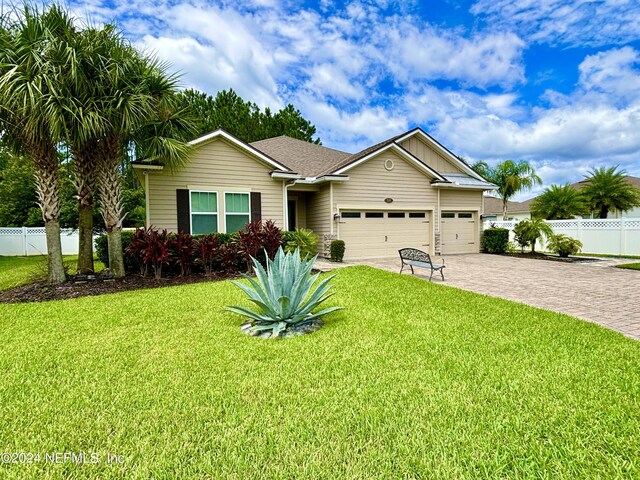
(398, 248), (445, 281)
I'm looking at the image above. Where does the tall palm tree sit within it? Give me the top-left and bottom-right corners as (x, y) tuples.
(0, 6), (74, 283)
(482, 160), (542, 220)
(581, 166), (640, 218)
(530, 183), (587, 220)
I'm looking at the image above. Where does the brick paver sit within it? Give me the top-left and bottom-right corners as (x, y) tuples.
(315, 255), (640, 340)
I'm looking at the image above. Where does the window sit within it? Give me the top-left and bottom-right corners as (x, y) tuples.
(409, 212), (426, 218)
(388, 212), (406, 218)
(225, 193), (250, 233)
(441, 212), (455, 218)
(458, 213), (473, 219)
(365, 212), (384, 218)
(341, 212), (361, 218)
(190, 191), (218, 235)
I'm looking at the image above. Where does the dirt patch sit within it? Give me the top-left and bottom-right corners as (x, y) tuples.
(0, 271), (241, 304)
(501, 252), (601, 263)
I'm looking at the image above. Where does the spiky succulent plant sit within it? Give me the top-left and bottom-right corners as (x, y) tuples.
(227, 247), (342, 337)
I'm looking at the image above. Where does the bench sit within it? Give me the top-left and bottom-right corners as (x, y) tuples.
(398, 248), (445, 282)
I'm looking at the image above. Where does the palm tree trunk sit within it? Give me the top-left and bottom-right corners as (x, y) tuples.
(97, 137), (126, 278)
(502, 199), (508, 221)
(33, 153), (66, 284)
(598, 206), (609, 219)
(73, 147), (97, 274)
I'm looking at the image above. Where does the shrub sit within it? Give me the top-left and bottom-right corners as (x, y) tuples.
(194, 234), (220, 276)
(481, 228), (509, 254)
(284, 228), (318, 258)
(227, 247), (342, 338)
(329, 240), (345, 262)
(95, 230), (138, 273)
(547, 234), (583, 258)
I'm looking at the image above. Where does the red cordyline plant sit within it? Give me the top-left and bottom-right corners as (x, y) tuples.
(171, 231), (196, 276)
(194, 234), (220, 276)
(237, 220), (283, 273)
(125, 227), (172, 279)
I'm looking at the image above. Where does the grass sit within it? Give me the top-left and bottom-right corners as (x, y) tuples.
(0, 255), (104, 290)
(616, 262), (640, 270)
(577, 253), (640, 259)
(1, 264), (639, 479)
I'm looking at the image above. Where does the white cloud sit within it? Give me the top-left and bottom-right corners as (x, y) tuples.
(578, 47), (640, 101)
(470, 0), (640, 47)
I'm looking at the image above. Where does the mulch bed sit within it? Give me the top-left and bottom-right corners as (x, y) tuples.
(0, 272), (240, 304)
(501, 252), (601, 263)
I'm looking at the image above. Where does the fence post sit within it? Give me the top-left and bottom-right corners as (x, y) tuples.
(22, 226), (28, 256)
(620, 218), (626, 256)
(576, 218), (582, 243)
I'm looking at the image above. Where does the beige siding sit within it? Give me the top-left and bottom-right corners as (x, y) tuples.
(399, 137), (465, 174)
(440, 189), (484, 252)
(306, 184), (331, 238)
(147, 138), (284, 231)
(333, 150), (438, 211)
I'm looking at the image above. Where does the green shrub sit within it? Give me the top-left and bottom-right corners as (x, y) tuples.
(283, 228), (318, 258)
(95, 230), (138, 273)
(481, 228), (509, 253)
(227, 247), (342, 338)
(513, 219), (553, 253)
(547, 234), (583, 258)
(330, 240), (345, 262)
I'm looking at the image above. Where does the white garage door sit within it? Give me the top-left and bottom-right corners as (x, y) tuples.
(338, 210), (431, 260)
(440, 211), (477, 254)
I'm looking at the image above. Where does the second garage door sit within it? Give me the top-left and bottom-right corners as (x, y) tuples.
(338, 210), (432, 260)
(440, 211), (477, 254)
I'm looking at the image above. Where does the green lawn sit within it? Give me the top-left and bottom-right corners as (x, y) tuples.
(0, 255), (104, 290)
(617, 262), (640, 270)
(1, 264), (639, 479)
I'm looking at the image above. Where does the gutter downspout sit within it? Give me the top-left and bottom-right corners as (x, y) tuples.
(283, 179), (299, 230)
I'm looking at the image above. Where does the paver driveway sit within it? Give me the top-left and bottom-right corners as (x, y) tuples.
(316, 254), (640, 340)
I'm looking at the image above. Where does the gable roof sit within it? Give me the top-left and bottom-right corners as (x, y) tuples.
(484, 196), (531, 215)
(250, 136), (351, 177)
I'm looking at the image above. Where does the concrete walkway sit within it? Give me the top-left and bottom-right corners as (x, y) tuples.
(315, 254), (640, 340)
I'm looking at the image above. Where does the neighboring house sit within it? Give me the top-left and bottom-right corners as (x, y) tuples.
(483, 196), (532, 222)
(133, 128), (496, 260)
(484, 176), (640, 221)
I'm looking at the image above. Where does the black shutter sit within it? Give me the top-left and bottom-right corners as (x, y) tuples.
(176, 189), (190, 234)
(250, 192), (262, 222)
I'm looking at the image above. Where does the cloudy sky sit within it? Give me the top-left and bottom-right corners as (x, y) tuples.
(67, 0), (640, 200)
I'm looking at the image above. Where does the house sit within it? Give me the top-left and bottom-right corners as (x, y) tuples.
(483, 197), (532, 222)
(133, 128), (496, 260)
(483, 176), (640, 221)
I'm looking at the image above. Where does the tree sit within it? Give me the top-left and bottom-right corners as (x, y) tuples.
(0, 5), (73, 283)
(175, 88), (320, 143)
(0, 151), (38, 226)
(480, 160), (542, 220)
(580, 166), (640, 219)
(513, 219), (553, 253)
(530, 183), (587, 220)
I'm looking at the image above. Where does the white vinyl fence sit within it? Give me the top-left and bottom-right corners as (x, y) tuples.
(0, 227), (82, 256)
(484, 218), (640, 256)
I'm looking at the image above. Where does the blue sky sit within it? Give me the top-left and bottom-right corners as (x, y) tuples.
(68, 0), (640, 200)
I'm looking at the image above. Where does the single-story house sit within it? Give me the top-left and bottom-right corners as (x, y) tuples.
(133, 128), (496, 260)
(483, 176), (640, 222)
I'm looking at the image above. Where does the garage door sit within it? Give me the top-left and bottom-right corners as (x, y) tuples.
(338, 210), (431, 260)
(440, 211), (477, 254)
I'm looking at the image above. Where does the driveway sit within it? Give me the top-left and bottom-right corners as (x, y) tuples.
(315, 254), (640, 340)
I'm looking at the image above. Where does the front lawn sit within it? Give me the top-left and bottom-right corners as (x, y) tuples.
(1, 266), (639, 478)
(617, 262), (640, 270)
(0, 255), (104, 291)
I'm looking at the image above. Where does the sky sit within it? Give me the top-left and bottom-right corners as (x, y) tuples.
(65, 0), (640, 200)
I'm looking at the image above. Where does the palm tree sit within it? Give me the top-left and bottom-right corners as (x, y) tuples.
(481, 160), (542, 220)
(86, 38), (192, 277)
(581, 166), (640, 218)
(0, 6), (74, 283)
(530, 183), (587, 220)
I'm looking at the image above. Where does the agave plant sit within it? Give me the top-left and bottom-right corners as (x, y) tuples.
(227, 247), (342, 338)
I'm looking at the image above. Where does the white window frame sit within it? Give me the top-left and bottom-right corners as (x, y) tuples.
(223, 191), (251, 233)
(189, 190), (219, 235)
